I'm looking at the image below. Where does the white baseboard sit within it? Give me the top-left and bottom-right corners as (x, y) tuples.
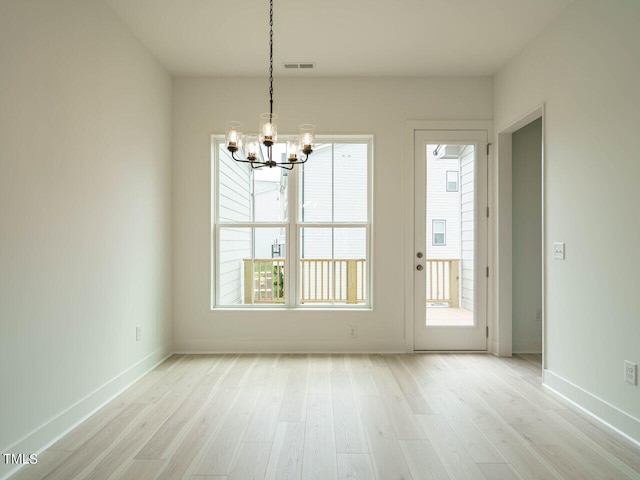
(543, 369), (640, 446)
(512, 337), (542, 354)
(173, 338), (407, 353)
(0, 346), (171, 480)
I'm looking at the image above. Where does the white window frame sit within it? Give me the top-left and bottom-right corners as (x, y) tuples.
(211, 135), (373, 309)
(432, 219), (446, 246)
(446, 170), (459, 192)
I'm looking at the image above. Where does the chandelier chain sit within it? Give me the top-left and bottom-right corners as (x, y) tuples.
(269, 0), (274, 119)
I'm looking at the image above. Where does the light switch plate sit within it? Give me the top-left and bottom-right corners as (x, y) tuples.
(553, 242), (565, 260)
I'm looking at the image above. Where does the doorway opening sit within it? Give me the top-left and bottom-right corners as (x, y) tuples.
(496, 104), (545, 359)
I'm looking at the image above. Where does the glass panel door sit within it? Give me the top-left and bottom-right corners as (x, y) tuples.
(414, 131), (487, 350)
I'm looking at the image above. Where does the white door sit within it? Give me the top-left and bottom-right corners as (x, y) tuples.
(414, 130), (488, 350)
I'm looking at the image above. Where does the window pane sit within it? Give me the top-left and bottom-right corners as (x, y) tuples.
(299, 142), (368, 223)
(334, 228), (366, 259)
(334, 144), (368, 222)
(218, 227), (251, 305)
(299, 144), (332, 222)
(218, 147), (251, 222)
(446, 170), (458, 192)
(334, 228), (367, 304)
(433, 220), (446, 246)
(218, 142), (288, 223)
(253, 144), (288, 222)
(299, 227), (367, 305)
(250, 227), (286, 304)
(300, 228), (332, 303)
(218, 227), (286, 305)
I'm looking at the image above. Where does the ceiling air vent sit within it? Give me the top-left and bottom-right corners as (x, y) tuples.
(283, 62), (316, 70)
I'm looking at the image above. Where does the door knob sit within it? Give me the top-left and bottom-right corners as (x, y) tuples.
(416, 265), (424, 271)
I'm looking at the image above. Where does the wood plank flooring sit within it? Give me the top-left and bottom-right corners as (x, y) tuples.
(9, 354), (640, 480)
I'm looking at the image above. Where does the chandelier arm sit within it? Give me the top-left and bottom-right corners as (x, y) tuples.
(251, 162), (274, 170)
(231, 151), (263, 165)
(274, 153), (310, 166)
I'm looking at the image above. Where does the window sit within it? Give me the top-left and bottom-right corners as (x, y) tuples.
(432, 220), (446, 246)
(212, 136), (372, 307)
(446, 170), (458, 192)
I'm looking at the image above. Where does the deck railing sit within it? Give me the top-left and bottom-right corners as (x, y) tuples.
(243, 259), (285, 304)
(426, 259), (459, 307)
(242, 258), (366, 304)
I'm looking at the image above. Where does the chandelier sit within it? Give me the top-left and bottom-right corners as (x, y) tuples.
(225, 0), (315, 170)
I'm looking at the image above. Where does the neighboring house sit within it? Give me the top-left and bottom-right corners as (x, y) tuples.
(426, 144), (475, 310)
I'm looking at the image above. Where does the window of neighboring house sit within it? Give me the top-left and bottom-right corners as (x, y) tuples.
(446, 170), (458, 192)
(432, 220), (446, 246)
(212, 136), (372, 308)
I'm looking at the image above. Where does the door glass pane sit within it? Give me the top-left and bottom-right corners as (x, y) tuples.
(426, 144), (474, 326)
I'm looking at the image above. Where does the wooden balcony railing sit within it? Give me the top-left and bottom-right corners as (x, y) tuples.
(243, 259), (285, 304)
(300, 258), (366, 304)
(242, 258), (366, 304)
(426, 259), (459, 307)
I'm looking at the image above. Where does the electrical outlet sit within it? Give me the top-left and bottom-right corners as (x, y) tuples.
(349, 325), (357, 338)
(136, 326), (142, 342)
(553, 242), (565, 260)
(625, 361), (637, 385)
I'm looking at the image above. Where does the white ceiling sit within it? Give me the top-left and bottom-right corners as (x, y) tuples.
(105, 0), (573, 77)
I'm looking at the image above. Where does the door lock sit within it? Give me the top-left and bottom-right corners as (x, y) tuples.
(416, 252), (423, 258)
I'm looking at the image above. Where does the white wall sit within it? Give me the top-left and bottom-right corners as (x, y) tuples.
(0, 0), (172, 473)
(494, 0), (640, 440)
(512, 119), (542, 353)
(173, 76), (492, 352)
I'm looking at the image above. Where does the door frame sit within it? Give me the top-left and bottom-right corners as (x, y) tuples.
(404, 120), (493, 353)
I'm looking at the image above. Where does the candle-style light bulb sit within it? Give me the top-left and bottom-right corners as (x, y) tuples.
(226, 121), (243, 153)
(244, 134), (258, 161)
(287, 140), (299, 162)
(298, 124), (315, 155)
(260, 113), (278, 146)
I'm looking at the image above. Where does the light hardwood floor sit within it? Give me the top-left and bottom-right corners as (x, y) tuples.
(10, 354), (640, 480)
